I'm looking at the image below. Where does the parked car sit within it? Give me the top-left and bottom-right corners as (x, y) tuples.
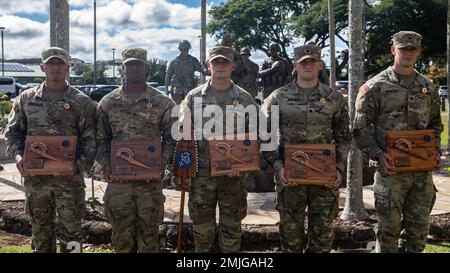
(335, 80), (349, 94)
(74, 85), (97, 96)
(0, 76), (16, 98)
(89, 85), (119, 102)
(15, 82), (24, 96)
(438, 85), (448, 98)
(19, 83), (40, 94)
(156, 85), (167, 95)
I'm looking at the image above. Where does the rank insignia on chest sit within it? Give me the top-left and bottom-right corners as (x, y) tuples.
(63, 103), (70, 110)
(233, 100), (240, 106)
(421, 88), (428, 94)
(147, 102), (153, 109)
(320, 98), (326, 104)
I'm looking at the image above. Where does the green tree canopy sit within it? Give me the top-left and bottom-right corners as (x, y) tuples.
(208, 0), (447, 78)
(146, 58), (167, 85)
(365, 0), (447, 76)
(79, 61), (108, 85)
(207, 0), (310, 60)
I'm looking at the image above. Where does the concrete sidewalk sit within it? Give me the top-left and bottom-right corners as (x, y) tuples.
(1, 161), (450, 225)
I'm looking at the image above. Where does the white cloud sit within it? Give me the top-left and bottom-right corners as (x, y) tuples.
(0, 15), (49, 59)
(129, 0), (201, 27)
(0, 0), (48, 15)
(0, 0), (222, 65)
(70, 0), (134, 29)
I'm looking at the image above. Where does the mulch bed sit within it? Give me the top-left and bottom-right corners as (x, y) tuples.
(2, 200), (449, 251)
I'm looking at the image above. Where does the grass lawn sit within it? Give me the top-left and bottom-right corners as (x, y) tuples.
(424, 241), (450, 253)
(441, 110), (448, 149)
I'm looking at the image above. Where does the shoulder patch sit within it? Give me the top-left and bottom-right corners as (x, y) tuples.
(358, 84), (371, 97)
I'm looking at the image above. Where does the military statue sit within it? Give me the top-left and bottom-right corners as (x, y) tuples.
(165, 40), (207, 104)
(258, 42), (292, 98)
(239, 47), (260, 98)
(220, 33), (245, 87)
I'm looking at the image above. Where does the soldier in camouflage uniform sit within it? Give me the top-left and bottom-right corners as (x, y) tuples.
(96, 48), (176, 253)
(177, 46), (257, 253)
(263, 45), (351, 252)
(239, 47), (260, 98)
(165, 40), (208, 104)
(354, 31), (442, 253)
(5, 47), (97, 253)
(258, 42), (292, 98)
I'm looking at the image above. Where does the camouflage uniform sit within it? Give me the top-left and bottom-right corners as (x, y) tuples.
(258, 43), (292, 98)
(239, 47), (260, 98)
(165, 40), (205, 104)
(353, 31), (442, 253)
(263, 45), (351, 253)
(5, 47), (97, 253)
(179, 46), (257, 253)
(96, 48), (176, 253)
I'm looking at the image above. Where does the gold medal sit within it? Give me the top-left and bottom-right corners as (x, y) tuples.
(320, 98), (326, 104)
(63, 103), (70, 110)
(421, 87), (428, 94)
(233, 100), (239, 106)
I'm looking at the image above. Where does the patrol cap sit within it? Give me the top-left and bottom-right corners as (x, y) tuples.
(294, 44), (321, 63)
(122, 47), (148, 65)
(240, 47), (251, 56)
(41, 47), (70, 65)
(208, 46), (234, 62)
(392, 31), (422, 49)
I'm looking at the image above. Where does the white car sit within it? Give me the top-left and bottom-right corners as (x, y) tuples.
(438, 85), (447, 98)
(156, 86), (166, 95)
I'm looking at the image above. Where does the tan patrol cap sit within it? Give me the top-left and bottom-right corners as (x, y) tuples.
(122, 47), (148, 65)
(41, 47), (70, 65)
(208, 46), (234, 62)
(392, 31), (422, 49)
(294, 44), (321, 63)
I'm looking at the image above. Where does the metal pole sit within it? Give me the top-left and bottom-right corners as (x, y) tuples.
(1, 27), (4, 76)
(112, 48), (116, 81)
(447, 0), (450, 153)
(327, 0), (336, 89)
(200, 0), (206, 84)
(94, 0), (97, 86)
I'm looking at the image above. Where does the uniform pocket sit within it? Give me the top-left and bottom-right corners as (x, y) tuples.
(374, 181), (391, 217)
(234, 190), (248, 221)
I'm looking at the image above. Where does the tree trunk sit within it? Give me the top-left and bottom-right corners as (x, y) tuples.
(200, 0), (206, 84)
(50, 0), (69, 53)
(328, 0), (336, 89)
(341, 0), (368, 221)
(447, 0), (450, 153)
